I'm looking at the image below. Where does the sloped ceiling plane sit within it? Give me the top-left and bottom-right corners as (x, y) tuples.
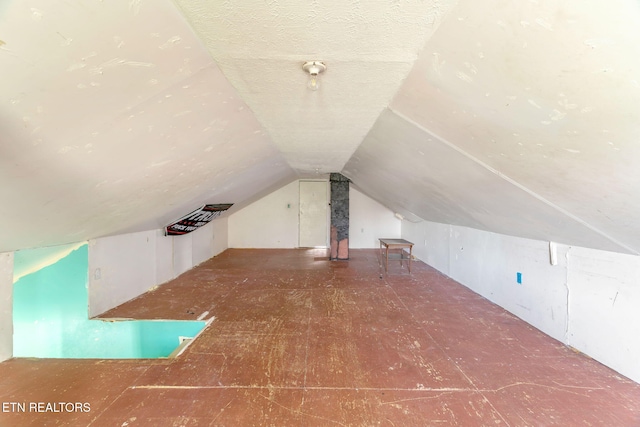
(2, 0), (639, 255)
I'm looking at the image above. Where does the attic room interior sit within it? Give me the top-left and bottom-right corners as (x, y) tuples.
(2, 0), (640, 425)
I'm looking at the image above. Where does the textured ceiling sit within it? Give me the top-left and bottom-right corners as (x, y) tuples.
(172, 0), (459, 173)
(2, 0), (640, 255)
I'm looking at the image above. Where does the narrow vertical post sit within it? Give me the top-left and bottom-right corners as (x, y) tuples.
(330, 173), (350, 260)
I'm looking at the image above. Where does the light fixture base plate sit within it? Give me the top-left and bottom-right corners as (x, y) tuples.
(302, 61), (326, 75)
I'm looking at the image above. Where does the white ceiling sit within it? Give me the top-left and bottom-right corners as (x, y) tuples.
(172, 0), (458, 173)
(0, 0), (293, 251)
(2, 0), (640, 255)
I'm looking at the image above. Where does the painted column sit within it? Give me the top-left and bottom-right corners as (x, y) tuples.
(330, 173), (350, 260)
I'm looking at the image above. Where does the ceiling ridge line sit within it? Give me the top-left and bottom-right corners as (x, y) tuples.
(389, 108), (638, 255)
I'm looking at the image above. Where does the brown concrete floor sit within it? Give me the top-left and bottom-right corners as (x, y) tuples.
(1, 248), (640, 426)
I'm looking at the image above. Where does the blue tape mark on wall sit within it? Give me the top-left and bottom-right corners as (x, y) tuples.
(13, 244), (205, 358)
(516, 272), (522, 284)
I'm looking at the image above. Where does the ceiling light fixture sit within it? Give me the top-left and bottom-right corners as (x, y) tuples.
(302, 61), (326, 91)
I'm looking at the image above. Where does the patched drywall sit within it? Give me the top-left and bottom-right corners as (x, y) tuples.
(0, 252), (13, 361)
(403, 219), (640, 383)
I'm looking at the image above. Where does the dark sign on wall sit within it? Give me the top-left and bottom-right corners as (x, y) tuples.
(165, 203), (233, 236)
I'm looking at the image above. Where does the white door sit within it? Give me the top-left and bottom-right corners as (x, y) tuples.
(299, 181), (328, 247)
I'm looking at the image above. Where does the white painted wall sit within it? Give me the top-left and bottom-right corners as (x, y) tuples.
(173, 233), (194, 279)
(228, 181), (399, 249)
(89, 230), (157, 318)
(0, 252), (13, 361)
(403, 219), (640, 383)
(193, 217), (228, 265)
(228, 180), (301, 248)
(448, 227), (569, 343)
(88, 218), (228, 317)
(349, 186), (401, 248)
(567, 248), (640, 383)
(401, 220), (450, 273)
(299, 181), (330, 247)
(156, 230), (175, 286)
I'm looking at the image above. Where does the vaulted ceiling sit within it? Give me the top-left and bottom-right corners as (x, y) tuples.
(2, 0), (639, 255)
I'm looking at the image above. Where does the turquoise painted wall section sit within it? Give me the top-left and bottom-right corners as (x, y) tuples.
(13, 243), (205, 358)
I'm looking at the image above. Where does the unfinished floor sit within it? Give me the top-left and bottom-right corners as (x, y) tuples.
(1, 248), (639, 426)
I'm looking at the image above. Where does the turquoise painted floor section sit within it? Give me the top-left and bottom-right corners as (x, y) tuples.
(13, 244), (205, 358)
